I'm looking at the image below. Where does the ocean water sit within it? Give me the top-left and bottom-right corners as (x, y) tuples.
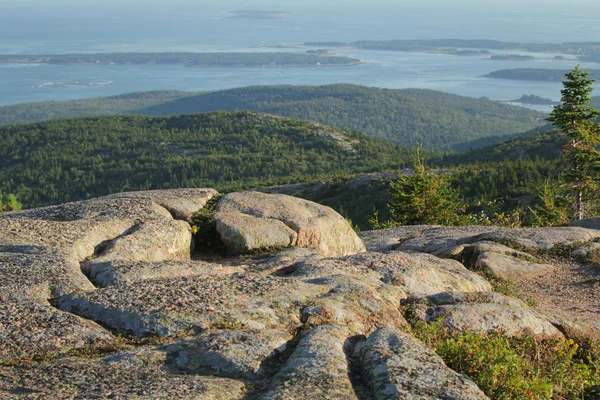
(1, 0), (600, 107)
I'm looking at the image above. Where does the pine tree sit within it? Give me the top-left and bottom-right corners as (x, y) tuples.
(548, 65), (600, 220)
(386, 143), (463, 225)
(0, 193), (22, 212)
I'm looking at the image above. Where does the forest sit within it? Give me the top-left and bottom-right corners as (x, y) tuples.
(0, 111), (414, 208)
(0, 106), (565, 229)
(0, 84), (546, 152)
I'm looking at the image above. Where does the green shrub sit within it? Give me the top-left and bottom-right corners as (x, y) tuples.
(0, 193), (22, 212)
(191, 195), (224, 252)
(412, 321), (600, 399)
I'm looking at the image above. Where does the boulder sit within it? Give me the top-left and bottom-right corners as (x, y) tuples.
(405, 292), (563, 339)
(475, 252), (555, 281)
(215, 212), (298, 255)
(215, 191), (365, 256)
(297, 251), (492, 296)
(81, 219), (193, 273)
(358, 328), (488, 400)
(104, 188), (218, 222)
(469, 241), (538, 261)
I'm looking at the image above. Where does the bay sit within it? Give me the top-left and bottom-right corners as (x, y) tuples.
(1, 1), (600, 107)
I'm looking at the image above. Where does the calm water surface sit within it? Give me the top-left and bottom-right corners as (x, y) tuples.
(1, 1), (600, 107)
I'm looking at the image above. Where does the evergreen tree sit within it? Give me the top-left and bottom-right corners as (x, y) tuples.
(0, 193), (22, 212)
(548, 65), (600, 220)
(386, 143), (463, 225)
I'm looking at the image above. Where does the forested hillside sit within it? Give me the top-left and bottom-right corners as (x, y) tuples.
(0, 111), (413, 208)
(0, 85), (546, 152)
(268, 128), (566, 229)
(443, 129), (565, 164)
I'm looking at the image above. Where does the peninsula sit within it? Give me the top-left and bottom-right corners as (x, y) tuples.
(0, 52), (361, 68)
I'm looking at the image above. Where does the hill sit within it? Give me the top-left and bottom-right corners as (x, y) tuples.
(0, 111), (413, 208)
(0, 84), (547, 152)
(443, 128), (565, 165)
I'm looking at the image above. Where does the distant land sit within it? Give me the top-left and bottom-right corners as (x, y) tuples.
(0, 52), (360, 68)
(225, 10), (293, 20)
(490, 55), (536, 61)
(510, 95), (558, 106)
(485, 68), (600, 82)
(0, 84), (546, 152)
(304, 39), (600, 62)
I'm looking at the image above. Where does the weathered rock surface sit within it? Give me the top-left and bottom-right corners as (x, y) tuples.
(104, 188), (218, 222)
(215, 191), (366, 256)
(87, 259), (244, 287)
(358, 225), (438, 253)
(0, 353), (246, 399)
(84, 220), (193, 265)
(405, 292), (563, 339)
(216, 212), (298, 255)
(58, 274), (317, 337)
(7, 189), (598, 399)
(164, 330), (290, 379)
(475, 252), (555, 281)
(59, 267), (408, 338)
(373, 225), (600, 255)
(261, 325), (357, 400)
(296, 251), (492, 296)
(468, 240), (538, 261)
(479, 227), (600, 253)
(0, 248), (90, 301)
(358, 328), (488, 399)
(0, 300), (118, 364)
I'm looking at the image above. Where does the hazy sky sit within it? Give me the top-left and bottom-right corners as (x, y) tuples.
(2, 0), (600, 45)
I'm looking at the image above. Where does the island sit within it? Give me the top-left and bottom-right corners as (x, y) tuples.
(490, 54), (536, 61)
(0, 52), (361, 68)
(225, 10), (293, 20)
(510, 94), (559, 106)
(304, 39), (600, 62)
(484, 68), (600, 82)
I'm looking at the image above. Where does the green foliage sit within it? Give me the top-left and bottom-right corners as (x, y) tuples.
(530, 181), (572, 227)
(0, 111), (412, 208)
(385, 144), (464, 226)
(548, 65), (600, 220)
(0, 84), (546, 152)
(0, 193), (22, 212)
(412, 321), (600, 399)
(443, 128), (564, 166)
(191, 195), (223, 252)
